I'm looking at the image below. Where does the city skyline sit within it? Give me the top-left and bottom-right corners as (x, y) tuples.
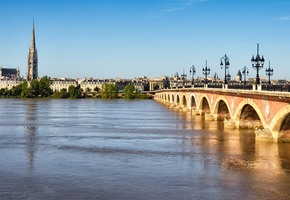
(1, 0), (290, 79)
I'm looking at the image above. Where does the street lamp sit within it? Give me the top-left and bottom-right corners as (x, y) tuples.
(226, 73), (231, 83)
(202, 60), (210, 85)
(214, 72), (218, 82)
(189, 65), (196, 85)
(251, 44), (265, 90)
(174, 72), (179, 88)
(220, 54), (230, 84)
(181, 69), (187, 87)
(265, 61), (274, 85)
(242, 66), (249, 85)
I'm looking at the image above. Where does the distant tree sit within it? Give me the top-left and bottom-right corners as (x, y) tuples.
(0, 76), (54, 98)
(25, 87), (34, 98)
(30, 79), (40, 97)
(68, 85), (83, 98)
(85, 87), (91, 93)
(94, 86), (100, 92)
(11, 84), (22, 97)
(0, 88), (6, 97)
(124, 83), (140, 99)
(39, 76), (53, 97)
(52, 88), (69, 98)
(20, 81), (29, 98)
(100, 83), (118, 99)
(68, 85), (75, 98)
(0, 88), (9, 97)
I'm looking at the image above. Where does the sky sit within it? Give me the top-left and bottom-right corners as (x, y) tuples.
(0, 0), (290, 80)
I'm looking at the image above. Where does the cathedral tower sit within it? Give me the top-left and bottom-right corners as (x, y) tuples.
(27, 20), (38, 80)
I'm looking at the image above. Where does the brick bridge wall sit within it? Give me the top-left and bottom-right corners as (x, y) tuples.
(154, 88), (290, 143)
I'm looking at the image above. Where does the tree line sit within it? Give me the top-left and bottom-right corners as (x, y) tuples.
(0, 76), (149, 99)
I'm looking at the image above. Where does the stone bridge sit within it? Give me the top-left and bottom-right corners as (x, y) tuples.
(154, 88), (290, 143)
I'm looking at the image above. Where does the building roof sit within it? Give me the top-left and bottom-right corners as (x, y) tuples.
(236, 70), (242, 76)
(0, 68), (18, 75)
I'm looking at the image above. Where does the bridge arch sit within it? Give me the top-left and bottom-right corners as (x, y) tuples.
(176, 94), (180, 105)
(171, 94), (175, 104)
(182, 95), (187, 107)
(280, 114), (290, 141)
(213, 97), (231, 120)
(199, 95), (211, 113)
(167, 94), (170, 103)
(234, 99), (265, 129)
(189, 94), (197, 109)
(270, 105), (290, 141)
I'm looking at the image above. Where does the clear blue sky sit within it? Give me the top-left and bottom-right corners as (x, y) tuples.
(1, 0), (290, 80)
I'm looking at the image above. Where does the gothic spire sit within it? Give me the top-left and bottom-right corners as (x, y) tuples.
(30, 19), (36, 50)
(27, 20), (38, 80)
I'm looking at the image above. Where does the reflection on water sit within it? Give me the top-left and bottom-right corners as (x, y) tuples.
(25, 101), (38, 170)
(0, 99), (290, 200)
(279, 144), (290, 173)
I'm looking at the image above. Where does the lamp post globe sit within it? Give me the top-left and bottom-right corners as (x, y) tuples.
(251, 44), (265, 90)
(189, 65), (196, 85)
(220, 54), (230, 84)
(202, 60), (210, 85)
(265, 61), (274, 85)
(242, 66), (249, 85)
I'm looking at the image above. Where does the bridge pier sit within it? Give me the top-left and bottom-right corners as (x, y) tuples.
(205, 113), (216, 121)
(255, 128), (274, 142)
(224, 119), (238, 129)
(191, 108), (201, 116)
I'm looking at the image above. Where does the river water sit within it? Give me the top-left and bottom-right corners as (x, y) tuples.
(0, 99), (290, 200)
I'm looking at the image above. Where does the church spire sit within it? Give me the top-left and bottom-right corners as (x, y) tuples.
(27, 20), (38, 80)
(30, 19), (36, 50)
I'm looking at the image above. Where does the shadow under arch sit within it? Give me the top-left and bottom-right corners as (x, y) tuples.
(199, 96), (210, 113)
(182, 95), (187, 107)
(167, 94), (170, 103)
(171, 94), (175, 104)
(213, 97), (231, 120)
(233, 99), (266, 129)
(176, 94), (180, 105)
(239, 104), (264, 129)
(189, 94), (197, 108)
(280, 114), (290, 139)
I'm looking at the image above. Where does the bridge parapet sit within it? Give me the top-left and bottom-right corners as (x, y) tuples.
(154, 88), (290, 143)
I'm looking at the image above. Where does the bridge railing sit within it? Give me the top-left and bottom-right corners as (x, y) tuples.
(193, 83), (204, 88)
(207, 83), (223, 89)
(228, 83), (253, 90)
(262, 85), (290, 92)
(166, 83), (290, 93)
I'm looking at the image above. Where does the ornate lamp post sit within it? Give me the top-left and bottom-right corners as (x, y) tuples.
(265, 61), (274, 85)
(226, 73), (231, 83)
(220, 54), (230, 84)
(202, 60), (210, 85)
(214, 72), (218, 82)
(181, 69), (187, 87)
(251, 44), (265, 90)
(174, 72), (179, 88)
(242, 66), (249, 85)
(189, 65), (196, 85)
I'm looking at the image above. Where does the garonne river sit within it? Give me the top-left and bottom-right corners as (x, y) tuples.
(0, 99), (290, 200)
